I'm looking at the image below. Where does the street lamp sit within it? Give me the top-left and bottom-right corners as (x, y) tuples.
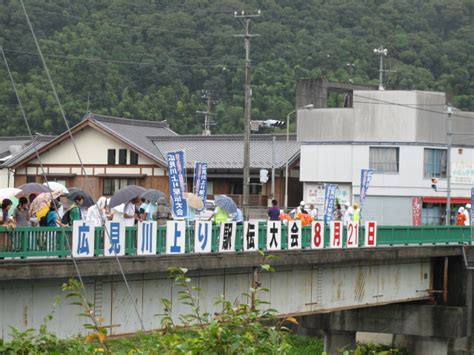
(284, 104), (314, 211)
(373, 46), (388, 90)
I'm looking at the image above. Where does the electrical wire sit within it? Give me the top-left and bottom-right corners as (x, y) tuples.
(0, 45), (102, 333)
(19, 0), (146, 332)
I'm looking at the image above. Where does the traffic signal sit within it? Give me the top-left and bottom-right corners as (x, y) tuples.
(431, 177), (438, 191)
(260, 169), (269, 183)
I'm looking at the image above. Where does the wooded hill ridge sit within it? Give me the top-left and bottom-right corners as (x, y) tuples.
(0, 0), (472, 136)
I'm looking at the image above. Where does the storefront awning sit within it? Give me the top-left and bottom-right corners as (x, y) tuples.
(423, 196), (470, 204)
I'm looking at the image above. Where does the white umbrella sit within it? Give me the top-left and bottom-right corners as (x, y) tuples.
(0, 187), (22, 201)
(43, 181), (69, 194)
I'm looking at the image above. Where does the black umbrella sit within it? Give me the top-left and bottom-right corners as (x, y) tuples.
(18, 183), (51, 195)
(109, 185), (146, 208)
(140, 188), (166, 203)
(67, 189), (95, 208)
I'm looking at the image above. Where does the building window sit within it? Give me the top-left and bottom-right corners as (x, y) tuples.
(26, 175), (36, 183)
(424, 148), (447, 178)
(103, 178), (137, 196)
(369, 147), (399, 173)
(130, 151), (138, 165)
(118, 149), (127, 165)
(107, 149), (116, 165)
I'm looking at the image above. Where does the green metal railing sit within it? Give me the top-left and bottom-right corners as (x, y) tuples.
(0, 224), (472, 259)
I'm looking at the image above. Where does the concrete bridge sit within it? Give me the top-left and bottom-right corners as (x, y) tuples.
(1, 224), (474, 354)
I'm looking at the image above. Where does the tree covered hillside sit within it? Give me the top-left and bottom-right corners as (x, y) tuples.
(0, 0), (472, 136)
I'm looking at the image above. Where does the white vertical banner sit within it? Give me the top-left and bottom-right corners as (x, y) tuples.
(137, 221), (157, 255)
(243, 220), (259, 252)
(329, 221), (343, 248)
(346, 222), (359, 248)
(72, 220), (95, 258)
(364, 221), (378, 247)
(104, 220), (126, 256)
(287, 220), (302, 250)
(266, 221), (281, 251)
(166, 220), (186, 254)
(194, 221), (212, 253)
(311, 221), (325, 249)
(219, 222), (236, 252)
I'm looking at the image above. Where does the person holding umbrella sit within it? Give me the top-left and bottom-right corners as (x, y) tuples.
(13, 197), (30, 227)
(65, 195), (84, 225)
(124, 197), (141, 227)
(86, 196), (107, 227)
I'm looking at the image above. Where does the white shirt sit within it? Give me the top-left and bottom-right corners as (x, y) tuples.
(343, 206), (354, 226)
(123, 202), (136, 227)
(464, 209), (470, 226)
(86, 205), (107, 227)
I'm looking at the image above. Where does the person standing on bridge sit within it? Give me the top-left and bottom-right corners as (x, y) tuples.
(268, 199), (280, 221)
(343, 201), (353, 226)
(464, 204), (471, 226)
(457, 207), (467, 226)
(352, 203), (360, 223)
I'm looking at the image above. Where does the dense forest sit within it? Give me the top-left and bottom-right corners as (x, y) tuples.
(0, 0), (472, 136)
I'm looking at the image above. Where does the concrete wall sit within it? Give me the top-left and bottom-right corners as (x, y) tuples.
(297, 90), (474, 145)
(0, 260), (431, 340)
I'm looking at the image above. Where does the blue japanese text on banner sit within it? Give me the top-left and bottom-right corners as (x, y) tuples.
(324, 183), (337, 225)
(193, 161), (208, 211)
(359, 169), (374, 218)
(471, 187), (474, 224)
(167, 151), (188, 219)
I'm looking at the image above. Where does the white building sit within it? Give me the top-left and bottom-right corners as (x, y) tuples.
(297, 90), (474, 225)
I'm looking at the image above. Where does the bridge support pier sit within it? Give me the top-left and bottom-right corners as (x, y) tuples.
(394, 335), (449, 355)
(323, 330), (356, 354)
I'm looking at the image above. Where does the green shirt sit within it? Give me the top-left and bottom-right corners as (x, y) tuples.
(69, 204), (82, 224)
(214, 207), (229, 224)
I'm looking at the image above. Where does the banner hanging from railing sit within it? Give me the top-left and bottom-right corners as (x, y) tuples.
(167, 150), (188, 219)
(324, 183), (337, 225)
(359, 169), (374, 218)
(193, 161), (208, 211)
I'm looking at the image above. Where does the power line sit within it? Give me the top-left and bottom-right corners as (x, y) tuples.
(20, 0), (147, 332)
(4, 48), (243, 69)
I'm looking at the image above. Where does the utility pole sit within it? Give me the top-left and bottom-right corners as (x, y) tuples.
(446, 103), (452, 225)
(373, 46), (388, 90)
(196, 90), (216, 136)
(271, 135), (276, 201)
(234, 10), (260, 218)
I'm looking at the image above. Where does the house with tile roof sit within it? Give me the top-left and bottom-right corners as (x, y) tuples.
(3, 113), (302, 207)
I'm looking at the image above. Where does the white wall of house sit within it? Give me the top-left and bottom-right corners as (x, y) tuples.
(301, 143), (474, 199)
(0, 168), (14, 188)
(29, 127), (156, 166)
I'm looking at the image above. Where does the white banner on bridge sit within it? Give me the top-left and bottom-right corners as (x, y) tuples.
(219, 222), (236, 252)
(195, 221), (212, 253)
(243, 220), (259, 251)
(266, 221), (281, 250)
(346, 222), (359, 248)
(137, 221), (157, 255)
(329, 221), (343, 248)
(72, 221), (95, 258)
(364, 221), (378, 247)
(311, 221), (325, 249)
(104, 221), (126, 257)
(166, 221), (186, 254)
(287, 220), (302, 250)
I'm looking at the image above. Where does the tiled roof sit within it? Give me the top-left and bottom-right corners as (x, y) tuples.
(89, 113), (177, 164)
(151, 134), (300, 169)
(1, 135), (55, 167)
(0, 136), (31, 160)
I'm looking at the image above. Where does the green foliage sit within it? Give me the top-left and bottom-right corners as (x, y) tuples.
(0, 0), (472, 137)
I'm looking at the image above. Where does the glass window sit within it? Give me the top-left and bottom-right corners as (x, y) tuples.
(26, 175), (36, 183)
(130, 151), (138, 165)
(103, 178), (137, 196)
(107, 149), (116, 165)
(424, 148), (447, 178)
(369, 147), (399, 173)
(118, 149), (127, 165)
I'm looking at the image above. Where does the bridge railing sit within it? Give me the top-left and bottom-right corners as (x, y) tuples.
(0, 224), (473, 259)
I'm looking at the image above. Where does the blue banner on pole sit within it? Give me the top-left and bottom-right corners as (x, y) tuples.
(359, 169), (374, 217)
(193, 162), (208, 211)
(471, 187), (474, 225)
(324, 183), (337, 225)
(167, 151), (188, 219)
